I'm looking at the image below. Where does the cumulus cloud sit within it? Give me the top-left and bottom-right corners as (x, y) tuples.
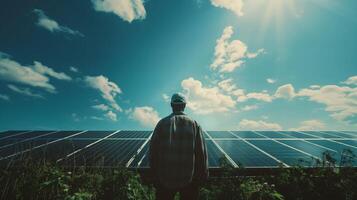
(292, 120), (326, 131)
(33, 9), (83, 37)
(210, 0), (244, 16)
(90, 116), (104, 121)
(297, 84), (357, 123)
(33, 61), (71, 81)
(241, 105), (258, 111)
(105, 110), (117, 121)
(162, 93), (170, 102)
(218, 78), (236, 92)
(92, 104), (110, 111)
(181, 77), (236, 114)
(266, 78), (276, 84)
(69, 66), (79, 73)
(84, 75), (122, 112)
(246, 48), (266, 58)
(211, 26), (264, 73)
(342, 75), (357, 86)
(8, 84), (44, 98)
(130, 106), (160, 128)
(238, 91), (273, 102)
(0, 94), (9, 101)
(92, 0), (146, 23)
(0, 52), (71, 93)
(275, 84), (296, 100)
(238, 119), (282, 131)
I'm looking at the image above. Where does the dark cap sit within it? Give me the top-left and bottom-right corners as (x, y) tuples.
(171, 93), (186, 104)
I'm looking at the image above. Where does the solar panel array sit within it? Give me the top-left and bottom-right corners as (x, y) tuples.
(0, 130), (356, 168)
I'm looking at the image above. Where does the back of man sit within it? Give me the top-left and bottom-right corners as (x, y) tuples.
(149, 93), (208, 200)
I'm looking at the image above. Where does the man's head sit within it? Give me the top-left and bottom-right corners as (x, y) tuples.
(171, 93), (186, 112)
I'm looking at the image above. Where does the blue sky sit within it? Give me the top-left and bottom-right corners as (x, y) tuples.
(0, 0), (356, 131)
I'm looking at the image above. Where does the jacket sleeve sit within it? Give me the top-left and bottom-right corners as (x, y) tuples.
(194, 122), (209, 183)
(148, 120), (160, 178)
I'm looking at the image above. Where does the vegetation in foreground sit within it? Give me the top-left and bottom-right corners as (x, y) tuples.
(0, 150), (356, 200)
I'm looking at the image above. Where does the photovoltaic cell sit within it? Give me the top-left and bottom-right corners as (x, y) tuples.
(207, 131), (235, 138)
(327, 131), (357, 138)
(342, 131), (357, 138)
(37, 131), (82, 139)
(301, 131), (339, 138)
(318, 131), (345, 138)
(231, 131), (264, 138)
(206, 140), (224, 167)
(0, 131), (30, 139)
(10, 139), (93, 162)
(71, 131), (116, 139)
(255, 131), (292, 138)
(216, 140), (279, 167)
(278, 131), (316, 138)
(129, 143), (149, 167)
(278, 140), (335, 160)
(7, 131), (56, 140)
(109, 131), (151, 138)
(250, 140), (316, 166)
(64, 139), (145, 166)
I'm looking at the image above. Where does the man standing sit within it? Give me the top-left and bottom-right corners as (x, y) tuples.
(149, 93), (209, 200)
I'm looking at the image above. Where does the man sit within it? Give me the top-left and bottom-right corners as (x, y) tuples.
(149, 93), (209, 200)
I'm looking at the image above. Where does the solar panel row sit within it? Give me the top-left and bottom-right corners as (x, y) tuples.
(0, 130), (356, 168)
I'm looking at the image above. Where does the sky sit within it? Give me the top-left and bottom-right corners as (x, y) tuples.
(0, 0), (356, 131)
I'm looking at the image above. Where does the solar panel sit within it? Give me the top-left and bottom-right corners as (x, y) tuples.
(249, 140), (317, 166)
(61, 137), (146, 167)
(108, 130), (151, 138)
(216, 140), (280, 167)
(231, 131), (264, 138)
(207, 131), (236, 138)
(0, 130), (356, 168)
(278, 131), (316, 138)
(255, 131), (292, 138)
(0, 130), (32, 140)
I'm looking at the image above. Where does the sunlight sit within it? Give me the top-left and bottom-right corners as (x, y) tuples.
(260, 0), (298, 36)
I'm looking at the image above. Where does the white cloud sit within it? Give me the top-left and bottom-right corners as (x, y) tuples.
(241, 105), (258, 111)
(275, 84), (296, 99)
(162, 93), (170, 102)
(91, 116), (104, 121)
(84, 75), (122, 112)
(0, 53), (70, 93)
(297, 85), (357, 123)
(0, 94), (9, 101)
(130, 106), (160, 128)
(91, 0), (146, 23)
(33, 61), (72, 81)
(8, 84), (44, 98)
(238, 92), (273, 102)
(309, 85), (320, 89)
(69, 66), (79, 73)
(33, 9), (83, 37)
(292, 120), (326, 131)
(342, 75), (357, 86)
(105, 110), (117, 121)
(92, 104), (110, 111)
(238, 119), (282, 130)
(218, 78), (236, 92)
(211, 26), (264, 73)
(210, 0), (244, 16)
(181, 77), (236, 114)
(266, 78), (276, 84)
(246, 48), (266, 58)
